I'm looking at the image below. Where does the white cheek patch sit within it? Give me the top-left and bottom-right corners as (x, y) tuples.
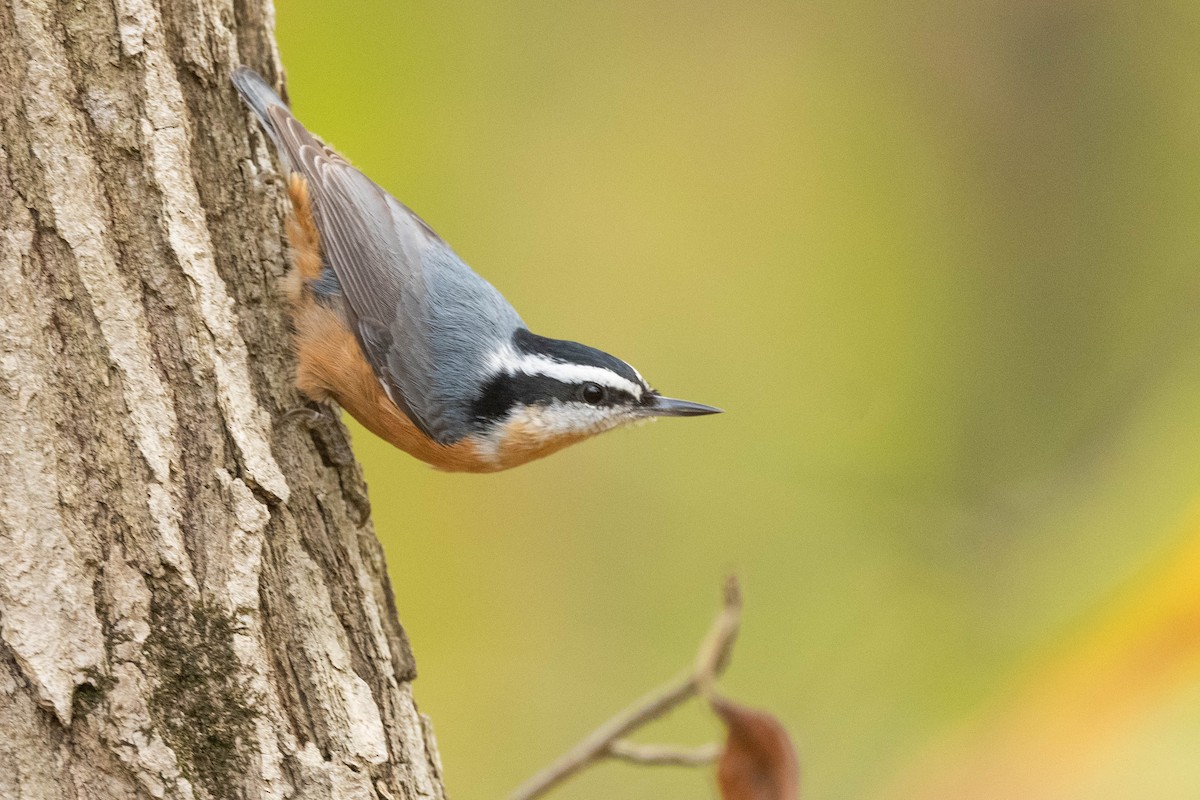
(474, 401), (645, 466)
(527, 403), (611, 436)
(487, 344), (644, 399)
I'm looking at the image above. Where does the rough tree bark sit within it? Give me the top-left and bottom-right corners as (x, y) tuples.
(0, 1), (445, 798)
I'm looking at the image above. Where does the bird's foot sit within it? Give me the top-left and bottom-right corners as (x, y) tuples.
(283, 402), (371, 525)
(284, 403), (356, 467)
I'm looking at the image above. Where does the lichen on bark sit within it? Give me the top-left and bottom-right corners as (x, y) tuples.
(146, 597), (258, 796)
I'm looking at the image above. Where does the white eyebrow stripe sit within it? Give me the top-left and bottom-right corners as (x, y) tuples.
(487, 346), (643, 399)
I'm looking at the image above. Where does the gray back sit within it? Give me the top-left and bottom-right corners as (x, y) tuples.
(234, 68), (523, 442)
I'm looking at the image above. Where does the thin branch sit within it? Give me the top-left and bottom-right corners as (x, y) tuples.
(606, 740), (722, 766)
(508, 577), (742, 800)
(694, 575), (742, 699)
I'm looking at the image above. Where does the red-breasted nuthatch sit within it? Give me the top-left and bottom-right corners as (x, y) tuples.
(233, 67), (720, 472)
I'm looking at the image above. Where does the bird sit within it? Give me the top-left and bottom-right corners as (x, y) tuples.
(232, 66), (720, 472)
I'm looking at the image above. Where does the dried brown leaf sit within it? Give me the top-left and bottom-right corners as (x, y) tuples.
(713, 697), (800, 800)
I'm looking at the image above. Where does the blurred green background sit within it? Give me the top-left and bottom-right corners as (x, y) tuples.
(275, 2), (1200, 798)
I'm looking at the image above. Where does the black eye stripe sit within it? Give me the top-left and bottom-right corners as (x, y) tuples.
(472, 374), (635, 427)
(472, 374), (570, 423)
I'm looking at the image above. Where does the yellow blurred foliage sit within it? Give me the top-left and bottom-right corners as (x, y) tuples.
(885, 510), (1200, 799)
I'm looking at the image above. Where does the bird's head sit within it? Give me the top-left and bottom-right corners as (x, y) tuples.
(470, 328), (720, 468)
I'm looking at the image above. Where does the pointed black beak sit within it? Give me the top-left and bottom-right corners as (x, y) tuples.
(644, 395), (723, 417)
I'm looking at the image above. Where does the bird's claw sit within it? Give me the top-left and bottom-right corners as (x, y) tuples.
(283, 402), (356, 468)
(282, 402), (372, 524)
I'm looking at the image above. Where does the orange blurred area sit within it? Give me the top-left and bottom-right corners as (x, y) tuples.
(275, 2), (1200, 797)
(885, 511), (1200, 799)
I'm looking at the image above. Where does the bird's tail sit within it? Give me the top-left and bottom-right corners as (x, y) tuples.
(232, 67), (292, 167)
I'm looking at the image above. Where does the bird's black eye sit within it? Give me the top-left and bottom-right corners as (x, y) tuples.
(579, 382), (606, 405)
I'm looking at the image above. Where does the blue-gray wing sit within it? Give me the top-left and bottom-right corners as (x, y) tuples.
(233, 67), (523, 442)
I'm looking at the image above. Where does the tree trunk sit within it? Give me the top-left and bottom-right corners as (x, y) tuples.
(0, 1), (445, 798)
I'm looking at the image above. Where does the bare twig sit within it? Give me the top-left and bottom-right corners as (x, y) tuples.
(508, 577), (742, 800)
(606, 740), (722, 766)
(695, 576), (742, 699)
